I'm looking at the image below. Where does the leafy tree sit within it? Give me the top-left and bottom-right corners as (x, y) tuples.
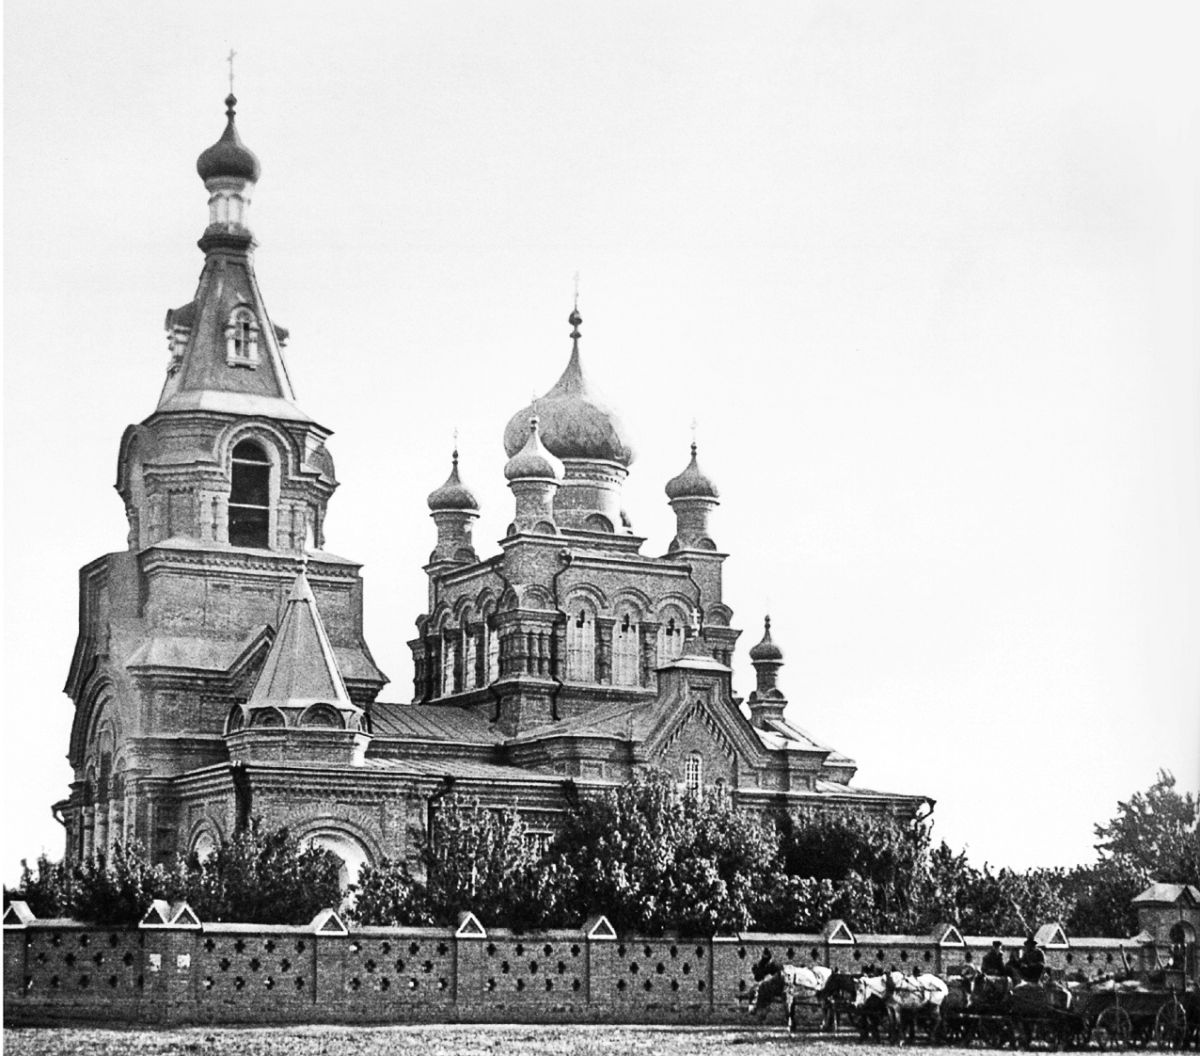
(547, 770), (779, 935)
(184, 820), (343, 924)
(1093, 770), (1199, 886)
(351, 856), (433, 926)
(6, 854), (79, 918)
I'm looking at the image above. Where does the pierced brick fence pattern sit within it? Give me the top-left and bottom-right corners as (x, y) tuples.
(3, 909), (1136, 1027)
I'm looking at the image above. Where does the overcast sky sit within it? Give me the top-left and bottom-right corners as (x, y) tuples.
(4, 1), (1198, 886)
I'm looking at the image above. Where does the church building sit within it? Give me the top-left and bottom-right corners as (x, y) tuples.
(58, 96), (929, 882)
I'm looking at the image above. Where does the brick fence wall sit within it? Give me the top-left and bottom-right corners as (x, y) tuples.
(3, 905), (1138, 1027)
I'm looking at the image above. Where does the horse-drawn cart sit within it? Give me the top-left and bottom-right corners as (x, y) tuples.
(1074, 979), (1194, 1051)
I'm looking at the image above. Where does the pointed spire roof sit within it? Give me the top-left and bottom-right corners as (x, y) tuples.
(502, 307), (634, 465)
(246, 568), (354, 714)
(154, 94), (310, 423)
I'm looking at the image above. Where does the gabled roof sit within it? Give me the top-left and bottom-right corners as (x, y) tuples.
(246, 571), (352, 712)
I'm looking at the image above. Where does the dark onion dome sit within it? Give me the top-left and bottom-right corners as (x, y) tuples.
(665, 441), (719, 500)
(196, 94), (262, 183)
(749, 615), (784, 662)
(427, 451), (479, 511)
(502, 309), (634, 466)
(504, 417), (563, 481)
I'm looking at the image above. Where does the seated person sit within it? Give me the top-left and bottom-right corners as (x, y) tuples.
(980, 941), (1006, 976)
(1018, 936), (1046, 983)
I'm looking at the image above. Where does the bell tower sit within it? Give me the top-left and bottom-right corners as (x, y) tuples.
(60, 95), (386, 866)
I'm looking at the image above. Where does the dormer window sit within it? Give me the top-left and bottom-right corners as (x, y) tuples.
(225, 307), (260, 368)
(229, 439), (271, 548)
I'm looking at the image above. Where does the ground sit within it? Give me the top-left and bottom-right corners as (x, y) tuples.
(1, 1025), (991, 1056)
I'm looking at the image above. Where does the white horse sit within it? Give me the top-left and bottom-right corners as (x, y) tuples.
(883, 970), (950, 1045)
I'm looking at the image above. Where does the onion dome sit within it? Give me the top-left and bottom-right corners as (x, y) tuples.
(196, 94), (261, 183)
(665, 441), (719, 500)
(749, 616), (783, 662)
(502, 309), (634, 466)
(505, 416), (563, 481)
(427, 450), (479, 511)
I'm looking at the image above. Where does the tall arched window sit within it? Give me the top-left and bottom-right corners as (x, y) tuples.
(612, 608), (641, 686)
(657, 607), (687, 666)
(229, 440), (271, 548)
(685, 754), (703, 796)
(565, 605), (596, 682)
(485, 612), (500, 683)
(441, 627), (458, 696)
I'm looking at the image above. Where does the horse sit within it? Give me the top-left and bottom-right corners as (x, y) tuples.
(883, 970), (950, 1045)
(780, 964), (832, 1032)
(854, 972), (890, 1040)
(745, 953), (831, 1030)
(817, 968), (862, 1031)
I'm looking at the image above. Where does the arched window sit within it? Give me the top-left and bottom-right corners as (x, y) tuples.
(685, 754), (703, 796)
(225, 307), (260, 368)
(612, 608), (640, 686)
(565, 605), (596, 682)
(229, 440), (271, 548)
(657, 608), (687, 666)
(485, 613), (500, 683)
(441, 627), (458, 696)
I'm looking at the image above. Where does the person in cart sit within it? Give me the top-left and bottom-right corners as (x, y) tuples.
(981, 940), (1006, 976)
(1017, 935), (1046, 982)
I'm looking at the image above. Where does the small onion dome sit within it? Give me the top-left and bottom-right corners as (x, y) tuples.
(749, 615), (783, 662)
(196, 94), (262, 183)
(665, 442), (719, 500)
(502, 309), (634, 466)
(427, 451), (479, 511)
(504, 416), (563, 481)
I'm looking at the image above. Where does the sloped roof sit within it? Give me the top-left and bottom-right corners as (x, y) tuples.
(370, 703), (507, 745)
(246, 571), (351, 711)
(356, 756), (568, 785)
(1132, 882), (1200, 905)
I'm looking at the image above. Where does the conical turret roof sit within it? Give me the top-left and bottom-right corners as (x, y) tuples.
(246, 569), (354, 713)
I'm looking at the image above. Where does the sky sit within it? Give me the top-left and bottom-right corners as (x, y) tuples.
(4, 0), (1198, 886)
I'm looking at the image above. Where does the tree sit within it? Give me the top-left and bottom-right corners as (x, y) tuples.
(1093, 770), (1199, 886)
(184, 821), (343, 924)
(547, 770), (779, 935)
(351, 856), (433, 926)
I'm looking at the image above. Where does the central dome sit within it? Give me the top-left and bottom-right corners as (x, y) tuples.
(502, 310), (634, 467)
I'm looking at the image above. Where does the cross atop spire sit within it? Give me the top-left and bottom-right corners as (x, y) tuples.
(227, 49), (237, 95)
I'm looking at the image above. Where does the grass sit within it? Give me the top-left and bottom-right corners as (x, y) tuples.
(2, 1024), (994, 1056)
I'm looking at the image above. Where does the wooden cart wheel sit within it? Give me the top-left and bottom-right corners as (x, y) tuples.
(1097, 1007), (1133, 1051)
(1154, 999), (1187, 1051)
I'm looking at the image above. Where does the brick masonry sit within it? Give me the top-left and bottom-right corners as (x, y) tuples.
(3, 907), (1148, 1027)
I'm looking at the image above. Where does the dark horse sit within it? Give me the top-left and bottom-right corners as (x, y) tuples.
(748, 950), (785, 1019)
(816, 968), (861, 1031)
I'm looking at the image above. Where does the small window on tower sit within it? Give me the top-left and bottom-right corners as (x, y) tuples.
(225, 307), (260, 368)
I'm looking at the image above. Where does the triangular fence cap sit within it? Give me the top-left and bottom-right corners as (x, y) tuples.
(3, 901), (35, 927)
(584, 915), (617, 941)
(1131, 929), (1156, 945)
(455, 911), (486, 939)
(169, 901), (202, 928)
(823, 919), (856, 945)
(311, 908), (348, 935)
(932, 922), (965, 946)
(1035, 923), (1068, 949)
(139, 899), (173, 928)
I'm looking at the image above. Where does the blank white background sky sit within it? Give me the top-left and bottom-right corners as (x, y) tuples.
(4, 1), (1198, 884)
